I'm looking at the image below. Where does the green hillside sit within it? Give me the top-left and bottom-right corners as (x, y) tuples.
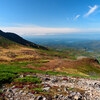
(0, 36), (18, 48)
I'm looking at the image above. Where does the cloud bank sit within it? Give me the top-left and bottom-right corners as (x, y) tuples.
(0, 26), (100, 36)
(0, 26), (81, 36)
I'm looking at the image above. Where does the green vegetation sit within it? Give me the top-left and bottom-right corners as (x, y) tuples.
(0, 73), (18, 86)
(96, 56), (100, 64)
(68, 87), (74, 90)
(14, 76), (41, 84)
(0, 36), (17, 48)
(39, 60), (49, 63)
(77, 64), (100, 76)
(0, 90), (2, 94)
(1, 29), (100, 91)
(0, 64), (44, 74)
(39, 49), (68, 58)
(10, 62), (42, 67)
(32, 88), (43, 92)
(39, 49), (77, 60)
(59, 49), (100, 63)
(0, 57), (100, 86)
(0, 63), (100, 81)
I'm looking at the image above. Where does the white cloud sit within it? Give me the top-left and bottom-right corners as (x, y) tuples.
(74, 15), (80, 20)
(0, 26), (81, 36)
(84, 5), (99, 17)
(0, 25), (100, 36)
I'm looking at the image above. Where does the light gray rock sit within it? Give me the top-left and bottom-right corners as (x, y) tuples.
(64, 87), (68, 91)
(43, 97), (47, 100)
(54, 95), (59, 99)
(51, 79), (58, 83)
(43, 87), (50, 91)
(36, 96), (43, 100)
(70, 91), (76, 96)
(3, 89), (7, 92)
(57, 89), (62, 92)
(73, 94), (82, 100)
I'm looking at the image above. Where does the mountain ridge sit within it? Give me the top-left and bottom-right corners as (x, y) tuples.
(0, 30), (48, 50)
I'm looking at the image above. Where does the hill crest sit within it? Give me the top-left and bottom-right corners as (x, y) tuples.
(0, 30), (48, 50)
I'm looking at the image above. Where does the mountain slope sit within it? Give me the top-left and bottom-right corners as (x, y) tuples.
(0, 30), (48, 50)
(0, 35), (18, 48)
(0, 29), (100, 77)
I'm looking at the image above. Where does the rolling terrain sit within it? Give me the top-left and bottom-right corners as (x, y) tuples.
(27, 36), (100, 50)
(0, 30), (100, 99)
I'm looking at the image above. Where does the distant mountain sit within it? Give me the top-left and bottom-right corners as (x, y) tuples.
(0, 30), (48, 50)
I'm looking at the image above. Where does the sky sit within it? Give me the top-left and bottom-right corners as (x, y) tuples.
(0, 0), (100, 36)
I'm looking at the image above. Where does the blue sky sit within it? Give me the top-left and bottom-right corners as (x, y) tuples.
(0, 0), (100, 36)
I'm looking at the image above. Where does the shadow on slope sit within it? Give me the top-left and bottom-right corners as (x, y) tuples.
(0, 30), (48, 50)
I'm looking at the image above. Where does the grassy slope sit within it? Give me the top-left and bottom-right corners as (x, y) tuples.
(0, 47), (100, 85)
(0, 46), (100, 77)
(0, 36), (18, 48)
(0, 42), (100, 87)
(0, 63), (100, 80)
(0, 30), (100, 77)
(0, 30), (48, 50)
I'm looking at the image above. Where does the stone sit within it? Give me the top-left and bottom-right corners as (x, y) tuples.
(12, 88), (19, 93)
(43, 97), (47, 100)
(37, 96), (43, 100)
(51, 79), (58, 83)
(70, 91), (76, 96)
(73, 94), (82, 100)
(9, 98), (14, 100)
(59, 95), (64, 99)
(9, 89), (13, 93)
(22, 92), (26, 96)
(68, 96), (72, 99)
(19, 75), (24, 78)
(3, 89), (7, 92)
(57, 89), (62, 92)
(43, 87), (50, 91)
(74, 95), (79, 100)
(64, 87), (68, 91)
(7, 94), (12, 98)
(54, 95), (59, 99)
(1, 74), (100, 100)
(44, 78), (50, 81)
(19, 90), (23, 94)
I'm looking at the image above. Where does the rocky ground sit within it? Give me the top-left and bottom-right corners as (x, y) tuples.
(0, 73), (100, 100)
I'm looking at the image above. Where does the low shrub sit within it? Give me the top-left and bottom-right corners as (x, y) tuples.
(39, 61), (49, 63)
(32, 88), (43, 92)
(14, 76), (42, 84)
(0, 73), (18, 85)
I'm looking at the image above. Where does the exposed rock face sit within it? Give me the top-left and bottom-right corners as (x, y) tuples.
(1, 74), (100, 100)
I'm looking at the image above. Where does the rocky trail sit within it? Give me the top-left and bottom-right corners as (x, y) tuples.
(0, 73), (100, 100)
